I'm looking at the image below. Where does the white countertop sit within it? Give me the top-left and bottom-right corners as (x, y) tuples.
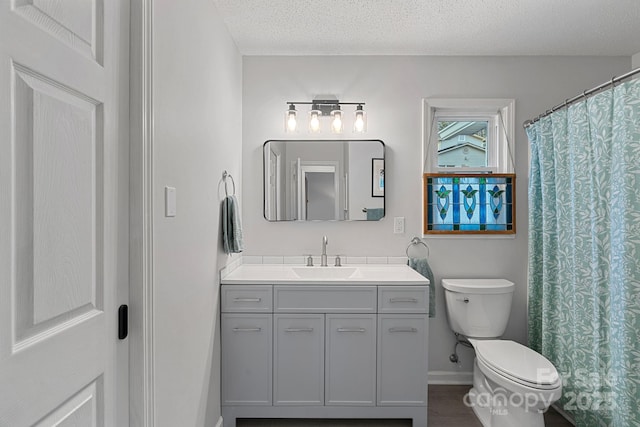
(221, 264), (430, 286)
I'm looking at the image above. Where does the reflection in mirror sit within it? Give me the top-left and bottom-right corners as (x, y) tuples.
(264, 140), (385, 221)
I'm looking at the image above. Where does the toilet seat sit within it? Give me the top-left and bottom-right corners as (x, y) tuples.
(472, 340), (561, 390)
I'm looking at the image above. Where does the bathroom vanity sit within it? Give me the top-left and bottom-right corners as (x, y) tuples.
(220, 264), (430, 426)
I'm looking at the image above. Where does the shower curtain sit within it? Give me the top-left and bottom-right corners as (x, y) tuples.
(526, 78), (640, 426)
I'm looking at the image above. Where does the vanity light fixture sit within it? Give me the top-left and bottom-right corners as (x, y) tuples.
(284, 98), (366, 134)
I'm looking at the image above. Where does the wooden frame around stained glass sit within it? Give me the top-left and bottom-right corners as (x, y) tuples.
(423, 173), (516, 235)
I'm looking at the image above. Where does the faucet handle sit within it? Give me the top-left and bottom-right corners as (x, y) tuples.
(306, 255), (314, 267)
(334, 255), (342, 267)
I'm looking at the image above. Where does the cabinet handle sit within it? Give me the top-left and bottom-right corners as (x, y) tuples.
(233, 297), (262, 302)
(337, 327), (366, 333)
(389, 327), (418, 333)
(389, 297), (418, 303)
(284, 328), (314, 333)
(232, 327), (262, 332)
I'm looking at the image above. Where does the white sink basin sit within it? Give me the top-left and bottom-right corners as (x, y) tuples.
(292, 266), (360, 280)
(221, 263), (430, 285)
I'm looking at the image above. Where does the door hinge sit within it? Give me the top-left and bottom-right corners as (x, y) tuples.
(118, 304), (128, 339)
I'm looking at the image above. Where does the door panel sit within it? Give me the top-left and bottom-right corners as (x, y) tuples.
(325, 314), (376, 406)
(13, 0), (103, 64)
(13, 64), (103, 344)
(274, 314), (324, 406)
(221, 314), (273, 406)
(0, 1), (128, 426)
(377, 315), (428, 406)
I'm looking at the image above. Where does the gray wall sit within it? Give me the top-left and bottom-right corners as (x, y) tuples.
(242, 55), (630, 381)
(152, 0), (242, 425)
(633, 52), (640, 68)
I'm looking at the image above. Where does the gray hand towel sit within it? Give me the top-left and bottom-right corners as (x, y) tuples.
(366, 208), (384, 221)
(408, 257), (435, 318)
(222, 195), (244, 253)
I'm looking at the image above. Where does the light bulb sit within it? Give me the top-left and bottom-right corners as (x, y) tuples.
(354, 105), (367, 133)
(330, 110), (343, 134)
(309, 110), (321, 133)
(284, 104), (297, 132)
(286, 111), (297, 132)
(354, 115), (364, 132)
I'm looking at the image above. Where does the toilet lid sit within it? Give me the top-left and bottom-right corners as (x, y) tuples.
(474, 340), (560, 387)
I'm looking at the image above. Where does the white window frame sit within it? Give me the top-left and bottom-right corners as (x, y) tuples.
(422, 98), (515, 174)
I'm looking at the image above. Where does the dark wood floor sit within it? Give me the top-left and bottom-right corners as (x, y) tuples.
(428, 385), (574, 426)
(237, 385), (574, 426)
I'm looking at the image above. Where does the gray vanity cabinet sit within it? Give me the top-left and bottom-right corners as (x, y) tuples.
(221, 283), (429, 427)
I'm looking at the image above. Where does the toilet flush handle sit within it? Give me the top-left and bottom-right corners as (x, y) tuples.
(457, 297), (470, 303)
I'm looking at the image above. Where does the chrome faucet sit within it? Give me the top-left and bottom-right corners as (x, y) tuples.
(321, 236), (328, 267)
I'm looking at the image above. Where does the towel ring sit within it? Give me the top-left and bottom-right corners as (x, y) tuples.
(406, 236), (430, 258)
(222, 170), (236, 196)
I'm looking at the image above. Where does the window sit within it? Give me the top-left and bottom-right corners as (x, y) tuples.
(422, 98), (515, 174)
(440, 120), (489, 168)
(422, 99), (516, 235)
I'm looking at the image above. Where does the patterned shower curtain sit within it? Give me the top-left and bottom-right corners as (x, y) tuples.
(526, 78), (640, 426)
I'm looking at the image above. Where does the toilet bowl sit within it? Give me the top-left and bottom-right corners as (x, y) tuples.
(469, 339), (562, 427)
(442, 279), (562, 427)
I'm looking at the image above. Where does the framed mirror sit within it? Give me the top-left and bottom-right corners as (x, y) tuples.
(264, 140), (385, 221)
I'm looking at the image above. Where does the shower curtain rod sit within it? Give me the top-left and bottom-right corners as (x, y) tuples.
(523, 67), (640, 129)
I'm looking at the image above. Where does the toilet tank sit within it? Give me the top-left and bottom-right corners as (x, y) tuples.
(442, 279), (515, 339)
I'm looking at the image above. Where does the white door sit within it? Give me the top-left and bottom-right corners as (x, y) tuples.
(0, 1), (129, 426)
(267, 149), (278, 220)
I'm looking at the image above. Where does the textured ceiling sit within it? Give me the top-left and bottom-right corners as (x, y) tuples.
(211, 0), (640, 56)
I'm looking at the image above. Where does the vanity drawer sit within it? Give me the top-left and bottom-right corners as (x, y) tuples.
(378, 286), (428, 313)
(221, 285), (273, 312)
(274, 286), (377, 313)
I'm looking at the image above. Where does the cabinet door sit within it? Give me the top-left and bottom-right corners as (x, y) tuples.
(273, 314), (325, 405)
(221, 314), (272, 406)
(377, 314), (428, 406)
(325, 314), (376, 406)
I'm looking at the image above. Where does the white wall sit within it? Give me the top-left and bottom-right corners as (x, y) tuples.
(242, 56), (629, 380)
(152, 0), (242, 425)
(633, 52), (640, 69)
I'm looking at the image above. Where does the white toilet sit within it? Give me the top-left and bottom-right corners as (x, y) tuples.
(442, 279), (562, 427)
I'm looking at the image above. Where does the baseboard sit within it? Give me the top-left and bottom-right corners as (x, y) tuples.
(551, 404), (576, 426)
(428, 370), (473, 385)
(215, 416), (223, 427)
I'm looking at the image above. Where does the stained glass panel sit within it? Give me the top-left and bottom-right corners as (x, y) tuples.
(424, 174), (515, 234)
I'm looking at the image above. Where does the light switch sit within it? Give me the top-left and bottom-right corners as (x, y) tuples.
(165, 186), (176, 217)
(393, 216), (405, 234)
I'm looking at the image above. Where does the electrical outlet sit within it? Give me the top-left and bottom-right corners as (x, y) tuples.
(393, 216), (405, 234)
